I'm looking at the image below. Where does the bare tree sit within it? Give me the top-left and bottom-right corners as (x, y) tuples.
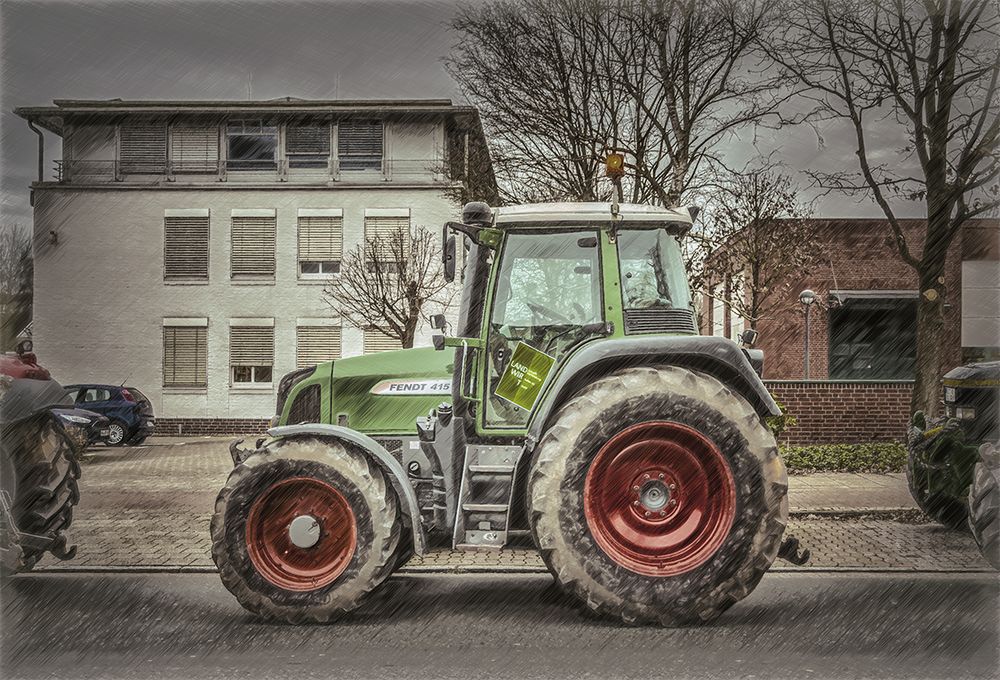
(448, 0), (786, 206)
(703, 167), (818, 331)
(770, 0), (1000, 416)
(324, 226), (452, 349)
(0, 224), (32, 351)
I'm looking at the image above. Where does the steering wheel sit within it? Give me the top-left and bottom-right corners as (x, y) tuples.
(527, 301), (573, 325)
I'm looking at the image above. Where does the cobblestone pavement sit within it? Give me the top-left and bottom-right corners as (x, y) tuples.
(34, 439), (993, 572)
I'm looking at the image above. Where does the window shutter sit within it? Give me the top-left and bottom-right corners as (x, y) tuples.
(120, 125), (167, 173)
(364, 328), (403, 353)
(296, 326), (342, 368)
(298, 216), (343, 262)
(170, 127), (219, 172)
(287, 125), (330, 154)
(163, 326), (207, 387)
(231, 216), (276, 276)
(230, 326), (274, 366)
(364, 216), (410, 263)
(338, 121), (383, 170)
(164, 216), (209, 280)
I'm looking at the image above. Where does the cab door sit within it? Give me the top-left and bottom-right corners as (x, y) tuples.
(479, 229), (604, 432)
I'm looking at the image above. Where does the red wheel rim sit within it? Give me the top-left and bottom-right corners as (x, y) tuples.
(246, 477), (357, 591)
(583, 421), (736, 577)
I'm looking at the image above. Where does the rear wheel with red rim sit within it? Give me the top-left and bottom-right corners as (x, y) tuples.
(528, 366), (788, 626)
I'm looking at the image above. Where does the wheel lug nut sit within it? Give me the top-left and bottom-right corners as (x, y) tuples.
(658, 473), (665, 479)
(644, 511), (650, 517)
(633, 500), (640, 506)
(669, 498), (677, 506)
(669, 483), (676, 490)
(633, 485), (640, 491)
(659, 510), (666, 516)
(643, 474), (650, 480)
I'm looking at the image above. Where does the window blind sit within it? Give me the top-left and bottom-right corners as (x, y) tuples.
(120, 125), (167, 173)
(287, 125), (330, 154)
(164, 216), (209, 280)
(296, 325), (342, 368)
(230, 326), (274, 366)
(364, 216), (410, 263)
(231, 216), (276, 276)
(338, 121), (383, 170)
(299, 216), (343, 262)
(364, 328), (403, 353)
(170, 127), (219, 172)
(163, 326), (207, 387)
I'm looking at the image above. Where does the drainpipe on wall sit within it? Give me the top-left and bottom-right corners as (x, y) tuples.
(26, 120), (44, 207)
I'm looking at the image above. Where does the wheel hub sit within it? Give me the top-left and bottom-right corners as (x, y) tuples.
(584, 421), (736, 577)
(288, 514), (321, 549)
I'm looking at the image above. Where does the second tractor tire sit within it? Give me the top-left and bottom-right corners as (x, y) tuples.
(528, 366), (788, 625)
(968, 445), (999, 570)
(211, 437), (402, 623)
(905, 445), (969, 530)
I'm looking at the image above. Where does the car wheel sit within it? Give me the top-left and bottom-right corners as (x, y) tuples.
(105, 421), (127, 447)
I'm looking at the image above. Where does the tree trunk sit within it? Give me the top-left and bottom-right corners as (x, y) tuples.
(911, 274), (947, 418)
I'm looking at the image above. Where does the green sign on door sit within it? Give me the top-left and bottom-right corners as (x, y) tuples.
(494, 342), (556, 411)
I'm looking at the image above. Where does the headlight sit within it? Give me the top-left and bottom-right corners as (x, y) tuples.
(955, 406), (976, 420)
(59, 414), (92, 424)
(944, 386), (956, 403)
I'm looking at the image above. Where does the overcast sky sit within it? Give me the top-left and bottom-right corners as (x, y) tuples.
(0, 0), (917, 226)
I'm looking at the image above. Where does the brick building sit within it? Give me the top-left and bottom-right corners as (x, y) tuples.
(703, 218), (999, 444)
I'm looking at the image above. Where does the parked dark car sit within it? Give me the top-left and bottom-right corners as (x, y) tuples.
(52, 407), (111, 452)
(63, 384), (154, 446)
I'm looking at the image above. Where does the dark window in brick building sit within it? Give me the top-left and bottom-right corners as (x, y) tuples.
(829, 298), (917, 379)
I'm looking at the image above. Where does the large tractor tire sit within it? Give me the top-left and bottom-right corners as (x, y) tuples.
(528, 366), (787, 625)
(1, 413), (81, 576)
(968, 444), (999, 570)
(905, 418), (972, 530)
(211, 438), (402, 623)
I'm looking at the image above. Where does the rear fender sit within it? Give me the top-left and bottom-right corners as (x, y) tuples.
(525, 335), (781, 451)
(266, 424), (426, 555)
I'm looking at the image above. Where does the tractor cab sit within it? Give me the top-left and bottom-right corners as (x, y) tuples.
(439, 201), (700, 435)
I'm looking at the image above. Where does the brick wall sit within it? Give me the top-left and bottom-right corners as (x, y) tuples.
(155, 418), (269, 437)
(767, 381), (913, 445)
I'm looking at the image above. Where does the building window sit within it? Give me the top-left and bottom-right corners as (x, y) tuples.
(338, 121), (383, 171)
(829, 297), (917, 379)
(163, 320), (208, 388)
(231, 210), (276, 278)
(364, 209), (410, 271)
(711, 286), (725, 337)
(226, 120), (277, 170)
(287, 124), (330, 169)
(230, 322), (274, 384)
(164, 210), (209, 281)
(298, 209), (343, 278)
(119, 124), (167, 174)
(170, 126), (219, 173)
(364, 328), (403, 353)
(296, 324), (342, 368)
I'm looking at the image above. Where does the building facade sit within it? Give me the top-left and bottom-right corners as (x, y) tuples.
(16, 99), (495, 425)
(701, 218), (999, 444)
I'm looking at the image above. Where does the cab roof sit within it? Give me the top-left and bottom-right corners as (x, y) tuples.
(493, 202), (696, 231)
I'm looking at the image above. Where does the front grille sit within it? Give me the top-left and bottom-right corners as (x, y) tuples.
(286, 384), (321, 424)
(623, 308), (697, 335)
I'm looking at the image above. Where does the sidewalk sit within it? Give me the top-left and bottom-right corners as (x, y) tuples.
(31, 439), (990, 573)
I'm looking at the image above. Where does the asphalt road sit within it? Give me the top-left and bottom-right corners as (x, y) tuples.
(2, 571), (997, 680)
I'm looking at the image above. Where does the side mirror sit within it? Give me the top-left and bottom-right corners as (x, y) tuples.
(739, 329), (759, 348)
(15, 339), (33, 356)
(443, 234), (456, 282)
(432, 334), (446, 351)
(430, 314), (448, 331)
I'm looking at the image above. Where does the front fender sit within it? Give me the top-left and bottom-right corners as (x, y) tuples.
(267, 423), (426, 555)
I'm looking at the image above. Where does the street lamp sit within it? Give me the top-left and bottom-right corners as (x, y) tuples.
(799, 289), (817, 379)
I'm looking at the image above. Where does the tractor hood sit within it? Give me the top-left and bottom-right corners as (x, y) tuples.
(292, 347), (454, 435)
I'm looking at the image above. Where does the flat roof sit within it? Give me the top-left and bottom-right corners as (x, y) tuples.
(14, 98), (480, 135)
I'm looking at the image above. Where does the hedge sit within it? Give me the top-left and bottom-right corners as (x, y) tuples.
(779, 442), (907, 474)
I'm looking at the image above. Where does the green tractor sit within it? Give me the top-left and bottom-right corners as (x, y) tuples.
(907, 361), (999, 567)
(212, 201), (797, 625)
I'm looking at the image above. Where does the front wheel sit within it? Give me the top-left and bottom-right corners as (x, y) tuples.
(210, 438), (401, 623)
(528, 366), (788, 625)
(105, 421), (127, 447)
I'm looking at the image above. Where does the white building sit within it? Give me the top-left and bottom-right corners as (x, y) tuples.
(15, 98), (495, 429)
